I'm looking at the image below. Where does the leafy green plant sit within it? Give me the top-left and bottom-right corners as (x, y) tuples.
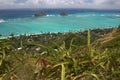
(0, 27), (120, 80)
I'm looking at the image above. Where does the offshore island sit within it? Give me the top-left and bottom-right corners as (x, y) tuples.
(0, 3), (120, 80)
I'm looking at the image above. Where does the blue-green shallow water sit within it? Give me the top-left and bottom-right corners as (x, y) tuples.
(0, 9), (120, 37)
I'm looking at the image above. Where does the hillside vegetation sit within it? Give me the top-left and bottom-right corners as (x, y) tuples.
(0, 27), (120, 80)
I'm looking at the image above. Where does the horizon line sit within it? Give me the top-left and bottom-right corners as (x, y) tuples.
(0, 8), (120, 11)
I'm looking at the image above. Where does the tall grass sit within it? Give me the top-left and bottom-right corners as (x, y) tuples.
(88, 29), (91, 47)
(0, 30), (120, 80)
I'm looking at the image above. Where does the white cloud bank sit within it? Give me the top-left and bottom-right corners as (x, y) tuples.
(0, 0), (120, 9)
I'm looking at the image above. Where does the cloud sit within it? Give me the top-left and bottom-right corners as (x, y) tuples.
(0, 0), (120, 9)
(92, 0), (120, 9)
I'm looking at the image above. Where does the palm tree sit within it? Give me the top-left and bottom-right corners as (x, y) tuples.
(10, 33), (14, 37)
(0, 33), (2, 38)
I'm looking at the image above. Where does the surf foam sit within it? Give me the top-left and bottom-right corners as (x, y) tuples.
(0, 19), (6, 23)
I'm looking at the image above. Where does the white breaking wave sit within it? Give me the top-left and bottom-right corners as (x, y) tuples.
(0, 19), (6, 23)
(100, 14), (105, 16)
(46, 15), (56, 16)
(114, 15), (120, 16)
(76, 15), (89, 18)
(76, 14), (96, 18)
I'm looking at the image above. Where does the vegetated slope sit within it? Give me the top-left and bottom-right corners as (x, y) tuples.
(0, 27), (120, 80)
(3, 28), (112, 53)
(98, 26), (120, 49)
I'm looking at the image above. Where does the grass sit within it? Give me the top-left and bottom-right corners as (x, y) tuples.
(0, 27), (120, 80)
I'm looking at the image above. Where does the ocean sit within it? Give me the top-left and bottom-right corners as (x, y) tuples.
(0, 9), (120, 37)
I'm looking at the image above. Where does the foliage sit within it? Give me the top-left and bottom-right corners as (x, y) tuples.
(103, 36), (120, 49)
(0, 28), (120, 80)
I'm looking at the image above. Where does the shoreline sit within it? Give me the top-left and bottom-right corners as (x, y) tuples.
(0, 27), (114, 40)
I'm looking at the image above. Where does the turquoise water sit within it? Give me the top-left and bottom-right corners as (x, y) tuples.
(0, 9), (120, 37)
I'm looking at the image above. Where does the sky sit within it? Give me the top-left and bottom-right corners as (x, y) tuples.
(0, 0), (120, 9)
